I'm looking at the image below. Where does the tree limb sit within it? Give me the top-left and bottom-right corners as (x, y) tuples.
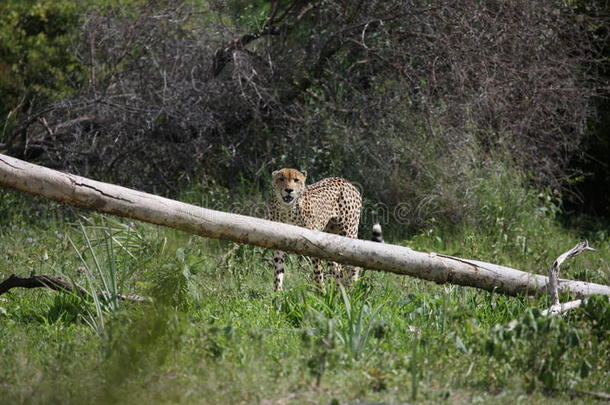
(548, 241), (596, 306)
(0, 273), (147, 302)
(541, 299), (584, 316)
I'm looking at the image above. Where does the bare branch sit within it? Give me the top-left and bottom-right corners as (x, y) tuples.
(0, 273), (148, 302)
(548, 241), (596, 306)
(542, 299), (584, 316)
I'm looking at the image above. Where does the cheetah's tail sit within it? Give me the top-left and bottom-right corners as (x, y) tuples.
(371, 223), (384, 243)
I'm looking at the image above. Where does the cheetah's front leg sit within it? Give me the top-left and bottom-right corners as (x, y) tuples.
(331, 263), (361, 287)
(273, 250), (285, 291)
(330, 263), (360, 287)
(349, 266), (361, 283)
(312, 258), (325, 290)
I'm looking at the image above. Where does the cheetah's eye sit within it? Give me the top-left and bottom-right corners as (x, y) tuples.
(294, 179), (300, 183)
(278, 178), (284, 182)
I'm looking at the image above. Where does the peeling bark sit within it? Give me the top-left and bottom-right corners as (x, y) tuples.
(1, 153), (610, 298)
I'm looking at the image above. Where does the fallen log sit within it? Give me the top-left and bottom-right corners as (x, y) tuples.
(1, 152), (609, 298)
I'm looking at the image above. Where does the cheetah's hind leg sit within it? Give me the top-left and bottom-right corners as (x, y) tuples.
(273, 250), (285, 291)
(331, 262), (345, 287)
(348, 266), (361, 284)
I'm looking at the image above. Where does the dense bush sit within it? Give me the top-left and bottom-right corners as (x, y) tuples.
(0, 0), (83, 132)
(2, 0), (607, 228)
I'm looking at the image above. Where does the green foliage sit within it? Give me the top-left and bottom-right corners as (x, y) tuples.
(223, 0), (275, 30)
(582, 295), (610, 339)
(145, 247), (199, 310)
(0, 189), (69, 230)
(44, 293), (83, 324)
(484, 306), (610, 392)
(0, 0), (84, 131)
(65, 218), (144, 334)
(285, 284), (386, 364)
(1, 175), (610, 403)
(99, 306), (186, 402)
(406, 162), (609, 283)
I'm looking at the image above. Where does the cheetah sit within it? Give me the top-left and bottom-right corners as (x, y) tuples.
(267, 168), (365, 291)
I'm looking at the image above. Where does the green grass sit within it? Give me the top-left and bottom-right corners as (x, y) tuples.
(1, 183), (610, 404)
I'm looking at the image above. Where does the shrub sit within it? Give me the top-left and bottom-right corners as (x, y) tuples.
(4, 0), (604, 228)
(485, 305), (610, 392)
(0, 0), (84, 133)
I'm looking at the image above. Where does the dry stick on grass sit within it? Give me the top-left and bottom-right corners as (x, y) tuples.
(0, 273), (148, 302)
(542, 299), (585, 316)
(1, 153), (610, 299)
(543, 241), (596, 316)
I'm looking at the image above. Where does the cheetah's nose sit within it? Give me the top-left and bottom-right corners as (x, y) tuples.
(284, 188), (293, 194)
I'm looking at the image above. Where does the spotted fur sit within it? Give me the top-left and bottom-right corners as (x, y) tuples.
(267, 168), (362, 291)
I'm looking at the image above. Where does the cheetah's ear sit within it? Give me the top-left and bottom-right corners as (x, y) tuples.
(301, 170), (307, 178)
(272, 170), (279, 178)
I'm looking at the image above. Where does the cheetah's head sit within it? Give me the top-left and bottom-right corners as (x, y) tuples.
(272, 168), (307, 206)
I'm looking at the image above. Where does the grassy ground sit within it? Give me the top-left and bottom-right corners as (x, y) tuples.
(0, 188), (609, 404)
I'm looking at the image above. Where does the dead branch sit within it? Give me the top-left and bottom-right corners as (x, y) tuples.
(211, 0), (321, 77)
(542, 299), (584, 316)
(548, 241), (596, 306)
(0, 273), (147, 302)
(572, 389), (610, 401)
